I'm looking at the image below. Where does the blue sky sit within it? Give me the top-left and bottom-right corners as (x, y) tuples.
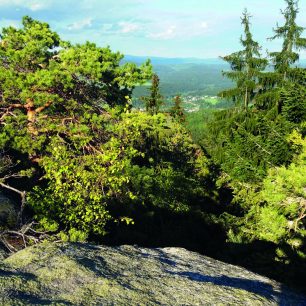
(1, 0), (306, 59)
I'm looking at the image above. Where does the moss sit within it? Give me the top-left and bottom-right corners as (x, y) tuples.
(0, 273), (41, 303)
(35, 255), (93, 282)
(59, 280), (123, 304)
(4, 242), (59, 269)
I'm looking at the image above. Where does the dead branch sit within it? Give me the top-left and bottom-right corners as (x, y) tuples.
(0, 235), (17, 253)
(0, 221), (52, 252)
(294, 199), (306, 231)
(0, 182), (24, 196)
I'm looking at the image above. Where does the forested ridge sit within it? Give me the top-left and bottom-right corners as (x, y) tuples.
(0, 0), (305, 294)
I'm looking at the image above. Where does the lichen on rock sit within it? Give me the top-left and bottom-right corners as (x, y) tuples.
(0, 242), (305, 305)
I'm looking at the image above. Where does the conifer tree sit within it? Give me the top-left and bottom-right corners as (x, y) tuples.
(257, 0), (306, 110)
(219, 9), (267, 110)
(269, 0), (306, 79)
(0, 16), (153, 235)
(170, 95), (185, 123)
(141, 74), (163, 115)
(281, 68), (306, 123)
(0, 16), (152, 134)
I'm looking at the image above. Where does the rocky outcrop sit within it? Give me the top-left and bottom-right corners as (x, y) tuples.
(0, 242), (305, 305)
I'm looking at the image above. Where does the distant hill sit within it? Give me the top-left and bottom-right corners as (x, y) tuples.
(123, 55), (232, 98)
(124, 55), (306, 67)
(125, 55), (306, 107)
(123, 55), (225, 66)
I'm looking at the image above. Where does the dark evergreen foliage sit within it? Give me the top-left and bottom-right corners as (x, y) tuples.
(170, 95), (185, 123)
(257, 0), (306, 111)
(141, 74), (164, 115)
(219, 10), (267, 110)
(269, 0), (306, 77)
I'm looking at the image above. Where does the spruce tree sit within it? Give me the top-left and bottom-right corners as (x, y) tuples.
(269, 0), (306, 79)
(281, 68), (306, 123)
(219, 9), (267, 110)
(170, 95), (185, 123)
(141, 74), (163, 115)
(257, 0), (306, 110)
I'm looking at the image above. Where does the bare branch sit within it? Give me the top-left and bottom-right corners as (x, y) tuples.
(0, 182), (24, 196)
(0, 235), (18, 253)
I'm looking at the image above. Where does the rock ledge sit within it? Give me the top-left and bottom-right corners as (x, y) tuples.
(0, 242), (305, 305)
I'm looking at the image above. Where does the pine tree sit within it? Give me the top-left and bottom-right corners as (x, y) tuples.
(0, 16), (152, 135)
(170, 95), (185, 123)
(141, 74), (163, 115)
(0, 16), (153, 235)
(219, 9), (267, 110)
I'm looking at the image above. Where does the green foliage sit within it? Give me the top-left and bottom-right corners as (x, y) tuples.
(256, 0), (306, 111)
(281, 68), (306, 123)
(269, 0), (306, 76)
(185, 109), (218, 144)
(22, 108), (211, 236)
(38, 217), (59, 233)
(119, 111), (210, 212)
(59, 228), (88, 242)
(0, 17), (214, 242)
(0, 17), (156, 238)
(170, 95), (186, 123)
(201, 109), (293, 182)
(184, 5), (306, 291)
(230, 130), (306, 248)
(28, 133), (132, 235)
(141, 74), (163, 115)
(256, 207), (288, 243)
(0, 16), (152, 130)
(219, 10), (267, 109)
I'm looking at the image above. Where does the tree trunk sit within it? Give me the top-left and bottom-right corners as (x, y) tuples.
(2, 99), (52, 134)
(25, 99), (37, 135)
(244, 87), (248, 110)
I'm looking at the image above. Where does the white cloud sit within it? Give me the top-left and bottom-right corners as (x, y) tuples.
(118, 21), (139, 34)
(149, 25), (176, 40)
(100, 21), (141, 36)
(200, 21), (208, 29)
(28, 2), (46, 11)
(147, 20), (209, 41)
(67, 18), (93, 31)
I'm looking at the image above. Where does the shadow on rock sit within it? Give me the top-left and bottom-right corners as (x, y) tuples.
(166, 270), (295, 305)
(12, 291), (72, 305)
